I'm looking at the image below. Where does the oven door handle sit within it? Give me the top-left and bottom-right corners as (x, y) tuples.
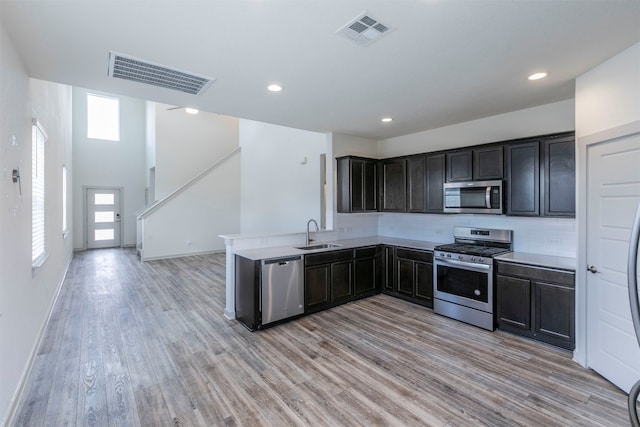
(435, 258), (492, 271)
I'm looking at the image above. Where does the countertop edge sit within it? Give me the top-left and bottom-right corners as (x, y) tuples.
(494, 252), (576, 271)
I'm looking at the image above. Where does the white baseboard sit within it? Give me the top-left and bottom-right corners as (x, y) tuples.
(141, 249), (225, 262)
(3, 253), (74, 427)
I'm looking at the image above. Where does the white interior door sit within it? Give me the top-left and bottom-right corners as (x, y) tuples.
(586, 132), (640, 393)
(86, 188), (121, 249)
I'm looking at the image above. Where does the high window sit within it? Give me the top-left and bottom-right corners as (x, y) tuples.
(87, 93), (120, 141)
(32, 119), (47, 267)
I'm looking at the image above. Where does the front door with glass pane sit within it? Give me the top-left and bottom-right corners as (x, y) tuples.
(86, 188), (121, 249)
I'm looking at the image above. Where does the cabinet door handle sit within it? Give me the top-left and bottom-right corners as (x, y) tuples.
(587, 265), (598, 274)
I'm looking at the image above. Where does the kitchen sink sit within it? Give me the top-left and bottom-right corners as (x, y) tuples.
(295, 243), (342, 250)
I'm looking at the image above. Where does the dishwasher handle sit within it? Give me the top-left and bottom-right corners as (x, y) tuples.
(262, 255), (302, 266)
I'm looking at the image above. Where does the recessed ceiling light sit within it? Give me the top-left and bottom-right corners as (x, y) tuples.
(185, 108), (199, 114)
(528, 72), (547, 81)
(381, 117), (393, 123)
(267, 84), (283, 92)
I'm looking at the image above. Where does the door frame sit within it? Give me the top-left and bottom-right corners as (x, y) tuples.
(576, 120), (640, 367)
(83, 186), (124, 250)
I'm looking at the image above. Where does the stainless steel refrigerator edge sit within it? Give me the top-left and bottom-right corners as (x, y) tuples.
(628, 201), (640, 427)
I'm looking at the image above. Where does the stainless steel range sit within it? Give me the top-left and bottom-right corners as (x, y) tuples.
(433, 227), (513, 330)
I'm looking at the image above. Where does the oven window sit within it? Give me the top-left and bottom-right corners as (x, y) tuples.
(436, 264), (488, 303)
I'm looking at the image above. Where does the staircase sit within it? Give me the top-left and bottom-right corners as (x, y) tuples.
(136, 147), (241, 261)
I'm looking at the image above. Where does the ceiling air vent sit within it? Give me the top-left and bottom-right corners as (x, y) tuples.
(336, 12), (393, 47)
(107, 51), (214, 95)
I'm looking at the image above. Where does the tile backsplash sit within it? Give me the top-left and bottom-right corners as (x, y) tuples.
(376, 213), (576, 258)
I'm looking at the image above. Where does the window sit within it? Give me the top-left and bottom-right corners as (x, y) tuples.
(32, 119), (47, 267)
(62, 165), (68, 236)
(87, 93), (120, 141)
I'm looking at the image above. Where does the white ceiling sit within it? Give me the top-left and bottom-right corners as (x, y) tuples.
(2, 0), (639, 140)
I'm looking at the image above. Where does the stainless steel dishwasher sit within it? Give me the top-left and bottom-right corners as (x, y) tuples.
(261, 256), (304, 325)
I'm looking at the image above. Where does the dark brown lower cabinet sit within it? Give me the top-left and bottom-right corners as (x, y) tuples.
(496, 261), (575, 350)
(304, 249), (353, 314)
(496, 275), (530, 330)
(305, 264), (330, 310)
(534, 280), (575, 346)
(394, 247), (434, 308)
(382, 245), (395, 293)
(353, 246), (381, 298)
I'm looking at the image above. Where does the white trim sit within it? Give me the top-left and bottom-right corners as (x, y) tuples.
(83, 186), (124, 249)
(31, 118), (48, 140)
(31, 120), (47, 267)
(575, 119), (640, 367)
(3, 253), (73, 427)
(137, 147), (240, 219)
(140, 249), (225, 262)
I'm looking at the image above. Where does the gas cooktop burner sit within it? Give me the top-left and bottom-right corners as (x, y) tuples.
(434, 243), (511, 258)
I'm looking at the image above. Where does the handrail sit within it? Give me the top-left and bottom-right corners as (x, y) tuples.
(137, 146), (241, 219)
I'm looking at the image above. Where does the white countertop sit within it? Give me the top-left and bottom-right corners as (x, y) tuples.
(234, 236), (439, 261)
(495, 252), (576, 271)
(234, 235), (577, 272)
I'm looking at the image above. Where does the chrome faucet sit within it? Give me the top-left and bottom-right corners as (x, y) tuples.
(306, 219), (319, 245)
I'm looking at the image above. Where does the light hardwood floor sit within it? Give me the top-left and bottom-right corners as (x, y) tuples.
(12, 248), (633, 426)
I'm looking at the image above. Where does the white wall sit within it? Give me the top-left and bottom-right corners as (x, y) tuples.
(141, 153), (241, 259)
(375, 100), (577, 257)
(139, 104), (240, 258)
(378, 100), (574, 158)
(0, 24), (73, 424)
(155, 104), (239, 200)
(332, 132), (380, 158)
(72, 87), (146, 248)
(575, 43), (640, 137)
(574, 42), (640, 366)
(330, 132), (380, 236)
(240, 119), (327, 234)
(379, 213), (576, 256)
(145, 101), (156, 201)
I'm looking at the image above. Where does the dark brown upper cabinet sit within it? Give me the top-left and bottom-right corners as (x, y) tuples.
(381, 159), (407, 212)
(336, 156), (378, 213)
(425, 154), (445, 213)
(542, 135), (575, 217)
(407, 156), (426, 213)
(401, 153), (446, 214)
(473, 146), (504, 180)
(446, 150), (473, 182)
(506, 132), (575, 217)
(446, 146), (503, 182)
(506, 141), (540, 216)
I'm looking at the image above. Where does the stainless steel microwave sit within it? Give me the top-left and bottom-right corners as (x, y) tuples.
(443, 180), (503, 214)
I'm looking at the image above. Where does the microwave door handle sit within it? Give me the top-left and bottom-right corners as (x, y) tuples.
(486, 186), (491, 208)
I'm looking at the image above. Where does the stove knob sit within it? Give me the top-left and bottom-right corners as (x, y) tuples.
(471, 257), (476, 263)
(446, 253), (451, 258)
(458, 255), (463, 260)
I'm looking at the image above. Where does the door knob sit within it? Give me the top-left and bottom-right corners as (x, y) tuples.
(587, 265), (598, 274)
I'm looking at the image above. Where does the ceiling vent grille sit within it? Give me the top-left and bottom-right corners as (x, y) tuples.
(336, 12), (393, 47)
(107, 51), (214, 95)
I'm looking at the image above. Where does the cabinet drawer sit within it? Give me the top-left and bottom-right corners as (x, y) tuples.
(395, 247), (433, 263)
(355, 246), (377, 258)
(305, 249), (353, 266)
(496, 262), (574, 287)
